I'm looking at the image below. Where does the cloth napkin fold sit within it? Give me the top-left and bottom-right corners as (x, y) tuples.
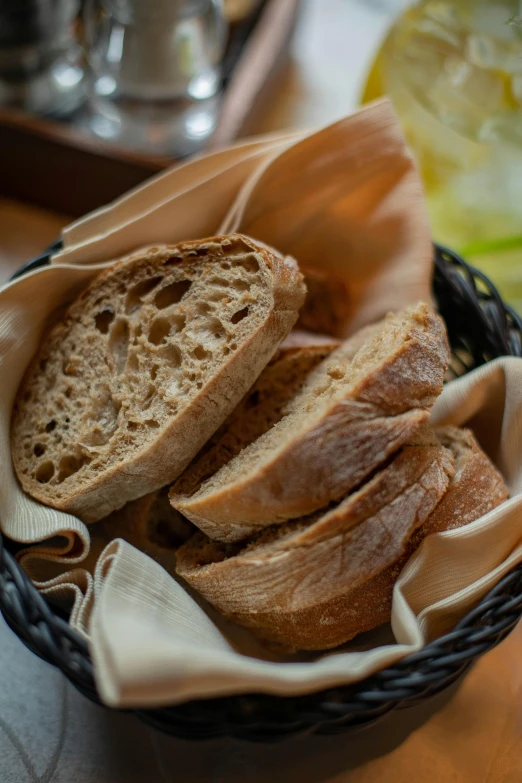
(2, 98), (521, 708)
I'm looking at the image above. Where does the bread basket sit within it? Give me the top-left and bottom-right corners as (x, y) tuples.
(1, 243), (522, 742)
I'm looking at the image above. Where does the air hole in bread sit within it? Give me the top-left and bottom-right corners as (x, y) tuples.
(171, 313), (186, 333)
(127, 353), (139, 373)
(230, 343), (238, 351)
(148, 317), (171, 346)
(150, 364), (159, 380)
(36, 461), (55, 483)
(163, 344), (182, 367)
(94, 308), (115, 334)
(193, 345), (208, 361)
(208, 276), (228, 287)
(231, 307), (249, 324)
(233, 279), (249, 291)
(142, 384), (156, 409)
(125, 277), (163, 314)
(57, 454), (88, 483)
(40, 359), (47, 372)
(196, 302), (211, 315)
(65, 387), (72, 399)
(206, 291), (227, 303)
(328, 365), (345, 381)
(242, 255), (260, 273)
(33, 443), (46, 457)
(154, 280), (191, 310)
(127, 421), (140, 431)
(62, 360), (79, 376)
(45, 420), (57, 433)
(163, 256), (182, 267)
(109, 319), (130, 374)
(144, 419), (160, 428)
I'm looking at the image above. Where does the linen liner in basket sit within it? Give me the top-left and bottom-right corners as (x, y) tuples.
(2, 99), (522, 708)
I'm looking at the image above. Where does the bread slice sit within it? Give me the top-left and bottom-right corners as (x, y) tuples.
(11, 234), (305, 522)
(171, 333), (340, 505)
(298, 426), (510, 643)
(175, 426), (455, 651)
(82, 487), (194, 575)
(171, 303), (450, 542)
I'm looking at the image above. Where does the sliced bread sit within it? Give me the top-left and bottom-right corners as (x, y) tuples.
(172, 333), (340, 504)
(175, 425), (455, 651)
(290, 426), (510, 644)
(171, 303), (450, 542)
(11, 234), (305, 522)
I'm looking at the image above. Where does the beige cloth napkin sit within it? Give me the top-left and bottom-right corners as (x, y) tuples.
(52, 99), (433, 336)
(2, 98), (521, 708)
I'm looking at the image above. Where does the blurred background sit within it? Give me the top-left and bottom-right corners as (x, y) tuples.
(1, 0), (522, 307)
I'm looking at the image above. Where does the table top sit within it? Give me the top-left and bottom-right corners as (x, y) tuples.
(1, 1), (520, 781)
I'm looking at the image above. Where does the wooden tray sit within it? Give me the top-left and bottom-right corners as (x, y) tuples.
(0, 0), (300, 218)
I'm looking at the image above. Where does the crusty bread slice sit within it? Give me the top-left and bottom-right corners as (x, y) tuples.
(171, 303), (450, 542)
(11, 234), (305, 522)
(294, 426), (510, 644)
(172, 334), (340, 505)
(175, 425), (454, 651)
(81, 486), (194, 575)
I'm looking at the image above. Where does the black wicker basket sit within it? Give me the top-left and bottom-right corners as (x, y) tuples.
(1, 244), (522, 742)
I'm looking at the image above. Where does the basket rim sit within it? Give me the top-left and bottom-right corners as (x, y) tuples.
(1, 242), (522, 741)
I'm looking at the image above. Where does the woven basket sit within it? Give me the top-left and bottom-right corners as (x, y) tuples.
(2, 244), (522, 742)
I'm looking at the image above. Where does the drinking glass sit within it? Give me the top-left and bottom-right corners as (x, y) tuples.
(363, 0), (522, 311)
(83, 0), (228, 156)
(0, 0), (85, 116)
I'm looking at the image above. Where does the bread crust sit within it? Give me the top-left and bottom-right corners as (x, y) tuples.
(170, 338), (340, 506)
(176, 435), (455, 650)
(11, 234), (305, 522)
(277, 426), (509, 646)
(172, 303), (451, 542)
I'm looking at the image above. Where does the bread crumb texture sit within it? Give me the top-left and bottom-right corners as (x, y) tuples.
(11, 234), (305, 520)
